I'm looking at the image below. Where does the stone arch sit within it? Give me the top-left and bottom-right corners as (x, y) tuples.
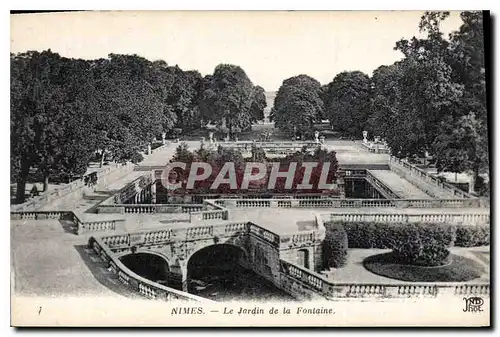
(119, 251), (172, 287)
(117, 249), (175, 266)
(185, 242), (249, 265)
(185, 243), (249, 293)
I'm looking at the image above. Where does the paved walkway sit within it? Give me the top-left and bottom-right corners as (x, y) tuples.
(138, 141), (201, 168)
(11, 219), (138, 298)
(370, 170), (432, 199)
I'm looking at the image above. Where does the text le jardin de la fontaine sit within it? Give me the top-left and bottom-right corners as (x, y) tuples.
(171, 306), (335, 316)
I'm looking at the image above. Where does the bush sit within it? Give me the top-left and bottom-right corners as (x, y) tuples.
(389, 223), (455, 266)
(455, 224), (490, 247)
(330, 221), (490, 249)
(130, 151), (144, 164)
(327, 221), (457, 267)
(322, 222), (348, 269)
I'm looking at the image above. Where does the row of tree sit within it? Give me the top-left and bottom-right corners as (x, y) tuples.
(271, 11), (489, 193)
(11, 52), (267, 203)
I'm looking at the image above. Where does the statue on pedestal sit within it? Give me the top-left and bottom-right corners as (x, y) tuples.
(314, 131), (320, 143)
(147, 143), (152, 155)
(208, 132), (214, 145)
(362, 130), (368, 143)
(162, 132), (166, 145)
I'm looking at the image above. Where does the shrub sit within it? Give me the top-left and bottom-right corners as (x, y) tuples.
(327, 221), (457, 267)
(341, 222), (395, 249)
(455, 224), (490, 247)
(389, 223), (455, 266)
(130, 151), (144, 164)
(333, 221), (491, 247)
(322, 222), (348, 269)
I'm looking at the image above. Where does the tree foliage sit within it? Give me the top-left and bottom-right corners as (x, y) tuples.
(271, 75), (323, 137)
(11, 52), (265, 203)
(366, 11), (489, 193)
(323, 71), (372, 137)
(200, 64), (265, 138)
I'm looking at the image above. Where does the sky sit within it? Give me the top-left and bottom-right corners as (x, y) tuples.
(10, 11), (464, 91)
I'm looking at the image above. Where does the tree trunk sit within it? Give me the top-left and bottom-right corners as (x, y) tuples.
(15, 160), (30, 204)
(100, 150), (106, 168)
(15, 179), (27, 204)
(43, 173), (49, 192)
(471, 164), (480, 194)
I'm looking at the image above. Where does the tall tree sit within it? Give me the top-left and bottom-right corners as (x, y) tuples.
(272, 75), (323, 138)
(200, 64), (255, 137)
(250, 85), (267, 123)
(323, 71), (372, 138)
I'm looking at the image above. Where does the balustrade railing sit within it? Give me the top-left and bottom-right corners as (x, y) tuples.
(11, 163), (135, 212)
(189, 209), (229, 223)
(280, 259), (489, 299)
(211, 198), (486, 209)
(10, 211), (72, 220)
(97, 203), (204, 214)
(89, 237), (212, 302)
(77, 218), (125, 235)
(248, 223), (280, 247)
(389, 156), (473, 199)
(327, 212), (490, 225)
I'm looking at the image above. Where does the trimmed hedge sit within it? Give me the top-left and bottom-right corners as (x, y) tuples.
(322, 222), (348, 269)
(325, 221), (490, 267)
(329, 221), (490, 249)
(390, 223), (455, 266)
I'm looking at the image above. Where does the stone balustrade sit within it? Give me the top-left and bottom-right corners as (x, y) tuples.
(186, 225), (214, 239)
(10, 211), (72, 220)
(11, 163), (135, 212)
(389, 156), (473, 199)
(88, 236), (212, 302)
(280, 259), (489, 300)
(248, 222), (280, 247)
(97, 203), (205, 214)
(327, 212), (490, 225)
(189, 210), (229, 223)
(210, 198), (487, 209)
(361, 141), (391, 154)
(223, 222), (248, 234)
(76, 217), (125, 235)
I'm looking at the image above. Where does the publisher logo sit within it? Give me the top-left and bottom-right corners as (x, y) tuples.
(463, 297), (484, 313)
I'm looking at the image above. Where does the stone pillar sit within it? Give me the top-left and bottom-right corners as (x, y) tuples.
(147, 144), (152, 155)
(151, 182), (157, 204)
(162, 132), (166, 145)
(180, 263), (189, 292)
